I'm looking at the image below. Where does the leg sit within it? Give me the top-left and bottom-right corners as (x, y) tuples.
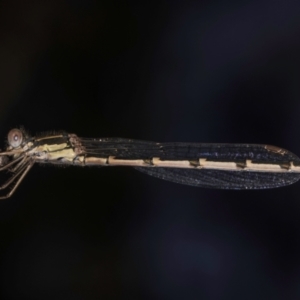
(0, 155), (25, 171)
(0, 161), (34, 200)
(0, 158), (30, 191)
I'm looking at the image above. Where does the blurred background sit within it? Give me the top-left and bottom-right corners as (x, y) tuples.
(0, 0), (300, 299)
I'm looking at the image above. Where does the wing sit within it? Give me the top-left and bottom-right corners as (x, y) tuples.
(134, 167), (300, 189)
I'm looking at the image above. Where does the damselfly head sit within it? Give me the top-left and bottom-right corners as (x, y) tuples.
(7, 128), (24, 148)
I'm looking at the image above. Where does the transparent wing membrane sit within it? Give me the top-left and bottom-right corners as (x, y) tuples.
(80, 138), (299, 162)
(135, 167), (300, 189)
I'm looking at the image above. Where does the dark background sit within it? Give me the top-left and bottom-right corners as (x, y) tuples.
(0, 0), (300, 299)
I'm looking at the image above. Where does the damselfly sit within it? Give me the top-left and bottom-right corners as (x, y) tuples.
(0, 128), (299, 199)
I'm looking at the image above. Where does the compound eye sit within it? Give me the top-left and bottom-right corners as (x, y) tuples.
(8, 129), (23, 148)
